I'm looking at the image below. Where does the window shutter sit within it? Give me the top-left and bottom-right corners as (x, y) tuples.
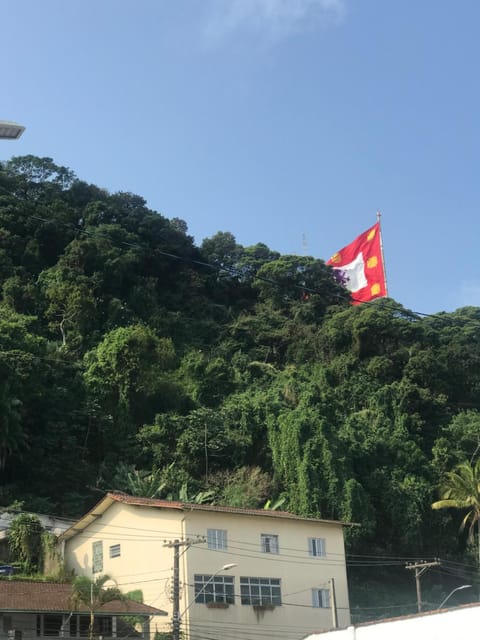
(308, 537), (326, 557)
(92, 541), (103, 573)
(322, 589), (331, 608)
(318, 538), (326, 556)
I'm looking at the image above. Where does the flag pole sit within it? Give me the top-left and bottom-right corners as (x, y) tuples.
(376, 210), (388, 296)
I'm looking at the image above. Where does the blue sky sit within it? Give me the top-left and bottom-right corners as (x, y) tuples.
(2, 0), (479, 314)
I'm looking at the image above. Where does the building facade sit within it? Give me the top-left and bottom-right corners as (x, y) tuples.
(62, 493), (351, 640)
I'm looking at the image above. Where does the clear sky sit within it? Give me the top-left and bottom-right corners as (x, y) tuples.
(2, 0), (479, 315)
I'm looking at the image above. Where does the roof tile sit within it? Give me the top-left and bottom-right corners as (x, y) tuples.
(0, 581), (166, 615)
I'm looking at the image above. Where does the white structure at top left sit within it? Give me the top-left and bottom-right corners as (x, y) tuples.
(0, 120), (25, 139)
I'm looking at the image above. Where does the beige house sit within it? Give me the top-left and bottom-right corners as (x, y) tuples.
(61, 493), (351, 640)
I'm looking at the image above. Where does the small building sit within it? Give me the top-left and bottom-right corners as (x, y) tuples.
(303, 602), (480, 640)
(0, 579), (166, 640)
(61, 492), (352, 640)
(0, 512), (76, 566)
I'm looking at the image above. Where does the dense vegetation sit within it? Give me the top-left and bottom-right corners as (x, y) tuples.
(1, 156), (479, 616)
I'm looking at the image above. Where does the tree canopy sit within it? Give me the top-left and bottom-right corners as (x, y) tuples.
(1, 156), (480, 617)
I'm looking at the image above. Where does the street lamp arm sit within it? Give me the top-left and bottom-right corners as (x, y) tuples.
(437, 584), (471, 609)
(180, 563), (238, 618)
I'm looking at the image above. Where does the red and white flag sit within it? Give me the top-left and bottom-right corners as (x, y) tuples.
(327, 222), (387, 304)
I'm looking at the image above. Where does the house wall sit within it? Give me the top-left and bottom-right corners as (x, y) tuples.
(63, 502), (183, 633)
(0, 613), (34, 640)
(181, 510), (349, 640)
(305, 605), (480, 640)
(64, 504), (350, 640)
(0, 612), (141, 640)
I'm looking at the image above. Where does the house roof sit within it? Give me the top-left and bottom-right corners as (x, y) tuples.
(0, 511), (76, 541)
(60, 492), (354, 541)
(0, 580), (167, 616)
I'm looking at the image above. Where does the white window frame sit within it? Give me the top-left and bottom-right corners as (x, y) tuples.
(240, 577), (282, 606)
(207, 528), (227, 550)
(92, 540), (103, 574)
(308, 537), (326, 557)
(109, 543), (121, 558)
(260, 533), (279, 554)
(194, 574), (235, 604)
(312, 588), (330, 608)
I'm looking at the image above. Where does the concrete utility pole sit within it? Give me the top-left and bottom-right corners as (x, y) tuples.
(406, 559), (440, 612)
(163, 537), (204, 640)
(329, 578), (338, 629)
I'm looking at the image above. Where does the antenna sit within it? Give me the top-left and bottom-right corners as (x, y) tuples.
(302, 233), (308, 256)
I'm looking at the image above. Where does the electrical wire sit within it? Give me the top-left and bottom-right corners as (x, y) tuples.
(2, 184), (479, 636)
(61, 518), (446, 577)
(2, 186), (478, 323)
(60, 518), (434, 565)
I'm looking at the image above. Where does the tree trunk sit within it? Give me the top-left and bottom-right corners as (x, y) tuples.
(89, 609), (94, 640)
(478, 518), (480, 570)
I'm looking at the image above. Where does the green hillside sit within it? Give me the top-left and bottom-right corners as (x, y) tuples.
(1, 156), (479, 617)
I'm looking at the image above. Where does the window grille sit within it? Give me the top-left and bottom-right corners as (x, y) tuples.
(207, 529), (227, 551)
(194, 574), (235, 604)
(308, 537), (326, 557)
(312, 588), (330, 608)
(240, 577), (281, 606)
(260, 534), (279, 554)
(92, 540), (103, 573)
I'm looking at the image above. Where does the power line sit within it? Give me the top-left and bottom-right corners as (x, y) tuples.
(3, 190), (478, 323)
(65, 518), (435, 564)
(61, 518), (445, 575)
(20, 211), (344, 301)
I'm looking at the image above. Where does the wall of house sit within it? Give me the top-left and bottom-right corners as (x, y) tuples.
(64, 504), (350, 640)
(0, 612), (139, 640)
(305, 605), (480, 640)
(181, 510), (350, 640)
(0, 613), (36, 640)
(63, 502), (183, 634)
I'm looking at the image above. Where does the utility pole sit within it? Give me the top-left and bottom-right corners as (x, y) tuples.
(406, 559), (440, 612)
(329, 578), (338, 629)
(164, 537), (204, 640)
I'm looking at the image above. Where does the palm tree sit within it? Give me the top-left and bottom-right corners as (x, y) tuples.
(124, 466), (167, 499)
(432, 459), (480, 566)
(263, 497), (286, 511)
(70, 575), (125, 640)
